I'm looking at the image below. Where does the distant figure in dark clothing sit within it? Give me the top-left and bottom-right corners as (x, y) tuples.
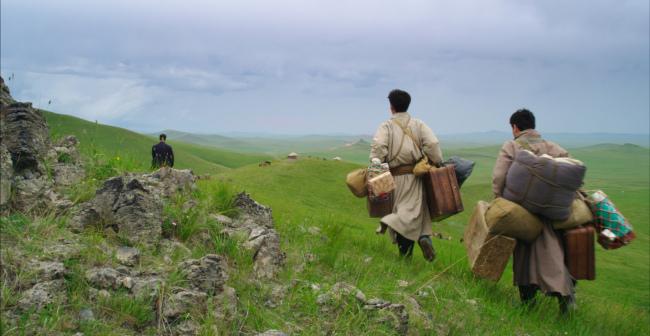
(152, 134), (174, 168)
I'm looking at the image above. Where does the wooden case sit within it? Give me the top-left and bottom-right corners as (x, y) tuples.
(424, 165), (464, 221)
(563, 226), (596, 280)
(464, 201), (516, 282)
(367, 192), (394, 218)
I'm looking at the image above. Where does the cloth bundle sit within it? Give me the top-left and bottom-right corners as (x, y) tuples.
(444, 156), (475, 187)
(588, 190), (636, 249)
(504, 150), (586, 220)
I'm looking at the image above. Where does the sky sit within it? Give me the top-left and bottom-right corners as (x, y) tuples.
(1, 0), (649, 135)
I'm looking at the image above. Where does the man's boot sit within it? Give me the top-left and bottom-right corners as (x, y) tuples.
(418, 235), (436, 262)
(518, 285), (538, 308)
(559, 294), (577, 316)
(395, 233), (414, 258)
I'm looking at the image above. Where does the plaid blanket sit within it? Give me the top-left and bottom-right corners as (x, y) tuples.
(588, 191), (636, 249)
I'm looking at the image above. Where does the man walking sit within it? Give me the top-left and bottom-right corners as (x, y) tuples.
(152, 133), (174, 168)
(370, 89), (443, 261)
(492, 109), (577, 315)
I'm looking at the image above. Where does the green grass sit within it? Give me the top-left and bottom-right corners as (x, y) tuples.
(2, 110), (648, 335)
(43, 110), (272, 175)
(216, 149), (649, 335)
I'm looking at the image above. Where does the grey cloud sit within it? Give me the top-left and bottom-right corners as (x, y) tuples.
(1, 0), (648, 134)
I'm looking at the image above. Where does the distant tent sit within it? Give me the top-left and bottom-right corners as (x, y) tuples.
(332, 157), (342, 161)
(287, 152), (299, 160)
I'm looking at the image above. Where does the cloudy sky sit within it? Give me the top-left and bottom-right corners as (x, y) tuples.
(1, 0), (648, 135)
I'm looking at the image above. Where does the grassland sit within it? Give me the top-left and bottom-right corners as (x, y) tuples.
(1, 111), (648, 335)
(43, 111), (272, 175)
(218, 148), (649, 335)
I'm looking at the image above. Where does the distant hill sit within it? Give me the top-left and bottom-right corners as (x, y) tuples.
(44, 112), (272, 174)
(438, 131), (649, 148)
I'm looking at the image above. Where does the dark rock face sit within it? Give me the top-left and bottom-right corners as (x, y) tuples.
(0, 76), (81, 214)
(1, 102), (50, 173)
(0, 76), (15, 107)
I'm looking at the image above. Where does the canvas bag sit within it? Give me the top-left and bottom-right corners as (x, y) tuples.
(346, 168), (368, 197)
(552, 194), (594, 230)
(485, 197), (544, 243)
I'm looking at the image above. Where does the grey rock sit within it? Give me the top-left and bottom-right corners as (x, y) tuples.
(85, 267), (121, 289)
(79, 308), (95, 321)
(229, 193), (286, 279)
(45, 241), (82, 260)
(256, 330), (288, 336)
(234, 193), (274, 228)
(53, 163), (84, 187)
(252, 231), (286, 279)
(27, 260), (67, 282)
(376, 304), (409, 336)
(0, 76), (15, 106)
(131, 277), (162, 299)
(179, 254), (228, 294)
(0, 144), (13, 212)
(213, 285), (237, 321)
(141, 167), (195, 198)
(17, 279), (66, 311)
(163, 289), (207, 319)
(210, 213), (233, 225)
(1, 102), (50, 174)
(173, 319), (200, 336)
(116, 246), (140, 266)
(70, 176), (163, 246)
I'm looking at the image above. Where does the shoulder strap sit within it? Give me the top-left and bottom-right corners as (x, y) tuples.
(386, 121), (406, 163)
(391, 118), (429, 161)
(515, 138), (533, 151)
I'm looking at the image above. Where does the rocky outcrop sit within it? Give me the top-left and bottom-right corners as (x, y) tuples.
(316, 282), (410, 335)
(220, 193), (286, 279)
(69, 168), (195, 245)
(0, 76), (80, 214)
(70, 176), (163, 245)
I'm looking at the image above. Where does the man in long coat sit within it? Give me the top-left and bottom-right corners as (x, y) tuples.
(370, 89), (443, 261)
(152, 133), (174, 168)
(492, 109), (577, 314)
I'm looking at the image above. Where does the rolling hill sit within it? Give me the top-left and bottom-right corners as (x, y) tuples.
(43, 111), (272, 175)
(17, 111), (649, 334)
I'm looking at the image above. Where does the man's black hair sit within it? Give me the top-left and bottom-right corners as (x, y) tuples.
(388, 89), (411, 112)
(509, 109), (536, 131)
(159, 133), (167, 141)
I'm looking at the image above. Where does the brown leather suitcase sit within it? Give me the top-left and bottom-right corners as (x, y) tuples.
(367, 192), (394, 218)
(563, 226), (596, 280)
(424, 165), (464, 221)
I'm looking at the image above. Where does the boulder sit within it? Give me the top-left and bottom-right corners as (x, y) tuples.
(17, 279), (66, 311)
(70, 176), (163, 246)
(85, 267), (122, 289)
(27, 260), (67, 283)
(163, 289), (207, 319)
(221, 193), (285, 279)
(173, 320), (200, 336)
(179, 254), (228, 294)
(116, 246), (140, 267)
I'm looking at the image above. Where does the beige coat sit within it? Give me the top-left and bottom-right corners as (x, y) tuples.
(492, 129), (575, 296)
(370, 112), (443, 242)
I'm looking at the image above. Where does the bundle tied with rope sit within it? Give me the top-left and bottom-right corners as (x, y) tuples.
(503, 139), (587, 221)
